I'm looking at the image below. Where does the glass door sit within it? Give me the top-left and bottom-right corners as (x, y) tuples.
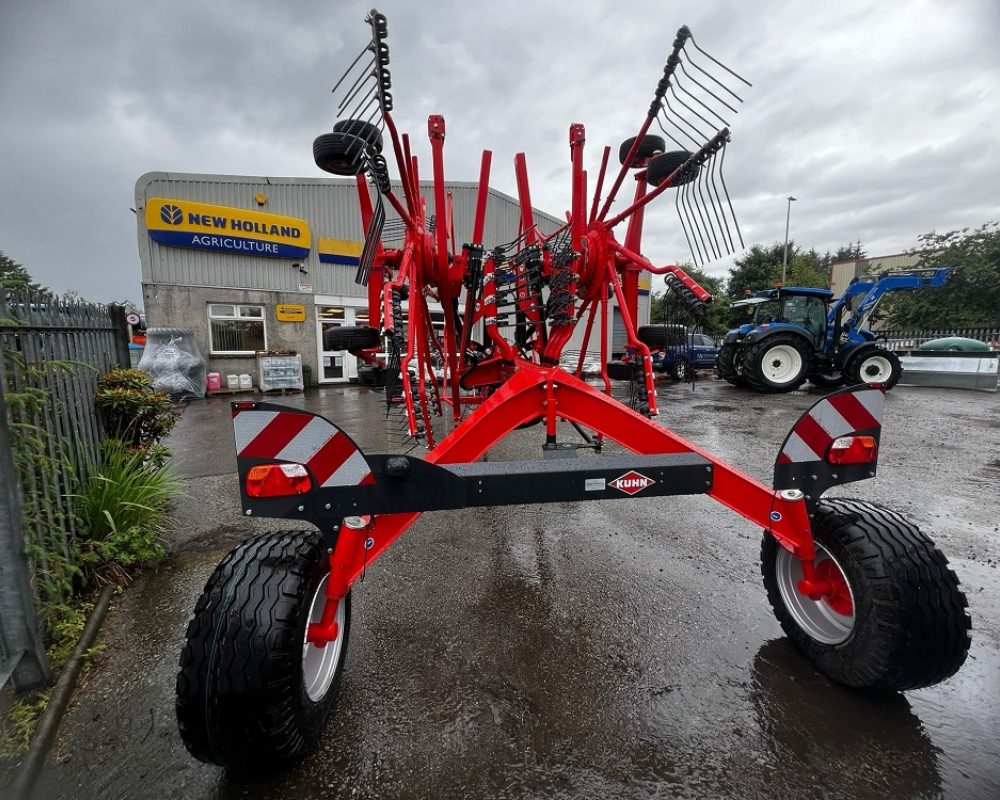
(316, 306), (353, 383)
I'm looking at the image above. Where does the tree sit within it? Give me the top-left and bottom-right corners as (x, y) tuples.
(881, 222), (1000, 329)
(0, 251), (49, 294)
(650, 264), (730, 334)
(726, 241), (828, 298)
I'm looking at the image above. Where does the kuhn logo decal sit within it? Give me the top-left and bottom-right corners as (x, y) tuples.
(609, 471), (656, 496)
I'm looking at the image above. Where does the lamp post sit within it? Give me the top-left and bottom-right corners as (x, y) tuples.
(780, 195), (796, 286)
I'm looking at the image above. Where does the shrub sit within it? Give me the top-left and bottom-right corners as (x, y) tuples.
(72, 440), (182, 584)
(94, 368), (179, 449)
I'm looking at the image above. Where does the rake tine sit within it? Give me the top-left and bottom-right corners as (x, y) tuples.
(679, 181), (707, 265)
(687, 33), (753, 89)
(330, 45), (370, 96)
(678, 59), (740, 116)
(661, 97), (706, 147)
(670, 83), (726, 137)
(653, 114), (691, 150)
(693, 169), (723, 260)
(674, 189), (698, 265)
(718, 145), (744, 249)
(338, 64), (377, 114)
(707, 152), (736, 253)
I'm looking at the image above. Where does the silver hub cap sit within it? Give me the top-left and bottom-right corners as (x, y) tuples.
(302, 575), (346, 701)
(762, 345), (803, 385)
(774, 544), (855, 644)
(860, 355), (893, 383)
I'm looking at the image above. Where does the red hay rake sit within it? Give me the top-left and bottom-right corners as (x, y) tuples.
(176, 9), (971, 772)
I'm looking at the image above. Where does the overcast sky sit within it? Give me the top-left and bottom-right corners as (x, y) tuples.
(1, 0), (998, 306)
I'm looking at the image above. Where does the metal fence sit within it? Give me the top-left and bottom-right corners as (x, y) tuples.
(879, 327), (1000, 351)
(0, 291), (129, 692)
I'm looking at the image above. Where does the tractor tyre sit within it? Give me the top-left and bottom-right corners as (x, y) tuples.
(324, 325), (381, 350)
(646, 150), (698, 187)
(177, 531), (351, 770)
(332, 119), (383, 153)
(671, 357), (691, 381)
(606, 360), (640, 381)
(618, 135), (666, 167)
(844, 347), (902, 390)
(313, 132), (371, 176)
(761, 498), (970, 691)
(717, 343), (747, 386)
(810, 371), (845, 389)
(743, 334), (812, 393)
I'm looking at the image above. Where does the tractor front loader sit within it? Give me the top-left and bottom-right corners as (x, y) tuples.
(174, 11), (970, 772)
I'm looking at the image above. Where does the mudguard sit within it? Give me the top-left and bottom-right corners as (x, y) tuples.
(773, 384), (884, 501)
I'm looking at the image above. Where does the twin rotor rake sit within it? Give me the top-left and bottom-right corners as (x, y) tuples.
(313, 9), (749, 449)
(174, 9), (970, 775)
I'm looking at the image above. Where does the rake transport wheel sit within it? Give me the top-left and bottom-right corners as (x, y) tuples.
(606, 360), (641, 381)
(619, 134), (666, 166)
(844, 347), (902, 390)
(176, 531), (351, 770)
(323, 325), (381, 350)
(761, 498), (970, 690)
(313, 132), (371, 175)
(332, 119), (384, 152)
(744, 334), (812, 393)
(646, 150), (698, 187)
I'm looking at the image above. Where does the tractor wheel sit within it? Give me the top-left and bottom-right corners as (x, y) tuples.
(810, 371), (845, 389)
(332, 119), (383, 153)
(646, 150), (698, 187)
(618, 135), (666, 167)
(844, 347), (902, 390)
(761, 498), (970, 690)
(324, 325), (381, 350)
(717, 343), (746, 386)
(606, 360), (640, 381)
(744, 334), (812, 393)
(177, 531), (351, 769)
(671, 357), (691, 381)
(313, 132), (371, 175)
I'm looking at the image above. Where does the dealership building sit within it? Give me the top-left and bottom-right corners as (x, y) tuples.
(135, 171), (650, 387)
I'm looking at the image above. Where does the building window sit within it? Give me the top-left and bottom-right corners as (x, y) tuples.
(209, 304), (266, 354)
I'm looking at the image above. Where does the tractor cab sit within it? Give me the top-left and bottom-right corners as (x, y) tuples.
(730, 288), (832, 349)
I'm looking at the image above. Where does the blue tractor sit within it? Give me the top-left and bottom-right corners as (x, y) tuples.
(716, 268), (952, 393)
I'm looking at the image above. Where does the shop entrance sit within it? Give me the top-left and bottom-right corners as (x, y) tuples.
(316, 306), (369, 383)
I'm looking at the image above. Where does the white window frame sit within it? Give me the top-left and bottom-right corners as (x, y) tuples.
(208, 303), (268, 355)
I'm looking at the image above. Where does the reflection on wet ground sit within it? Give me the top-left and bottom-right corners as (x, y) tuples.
(22, 378), (1000, 799)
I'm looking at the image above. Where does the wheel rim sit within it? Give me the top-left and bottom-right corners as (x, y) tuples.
(761, 345), (803, 385)
(775, 544), (855, 644)
(302, 576), (346, 701)
(860, 355), (893, 383)
(676, 361), (688, 379)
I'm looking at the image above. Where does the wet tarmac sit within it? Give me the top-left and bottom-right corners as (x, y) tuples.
(22, 377), (1000, 799)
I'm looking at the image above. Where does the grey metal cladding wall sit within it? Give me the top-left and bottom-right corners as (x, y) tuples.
(136, 172), (563, 297)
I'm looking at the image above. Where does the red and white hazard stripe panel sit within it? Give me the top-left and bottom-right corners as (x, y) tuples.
(233, 410), (375, 487)
(778, 388), (884, 464)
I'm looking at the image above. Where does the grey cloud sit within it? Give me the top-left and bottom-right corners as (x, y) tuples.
(0, 0), (996, 303)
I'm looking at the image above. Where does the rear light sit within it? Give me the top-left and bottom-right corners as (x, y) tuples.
(826, 435), (877, 465)
(245, 463), (313, 497)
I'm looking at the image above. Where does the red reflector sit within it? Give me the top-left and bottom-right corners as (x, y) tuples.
(232, 401), (257, 418)
(245, 463), (313, 497)
(826, 435), (877, 465)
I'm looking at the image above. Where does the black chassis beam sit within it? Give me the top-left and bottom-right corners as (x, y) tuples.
(238, 452), (714, 522)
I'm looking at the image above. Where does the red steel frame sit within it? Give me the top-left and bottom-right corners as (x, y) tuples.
(306, 106), (827, 646)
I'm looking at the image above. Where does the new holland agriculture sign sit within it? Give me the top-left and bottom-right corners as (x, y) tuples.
(145, 198), (311, 259)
